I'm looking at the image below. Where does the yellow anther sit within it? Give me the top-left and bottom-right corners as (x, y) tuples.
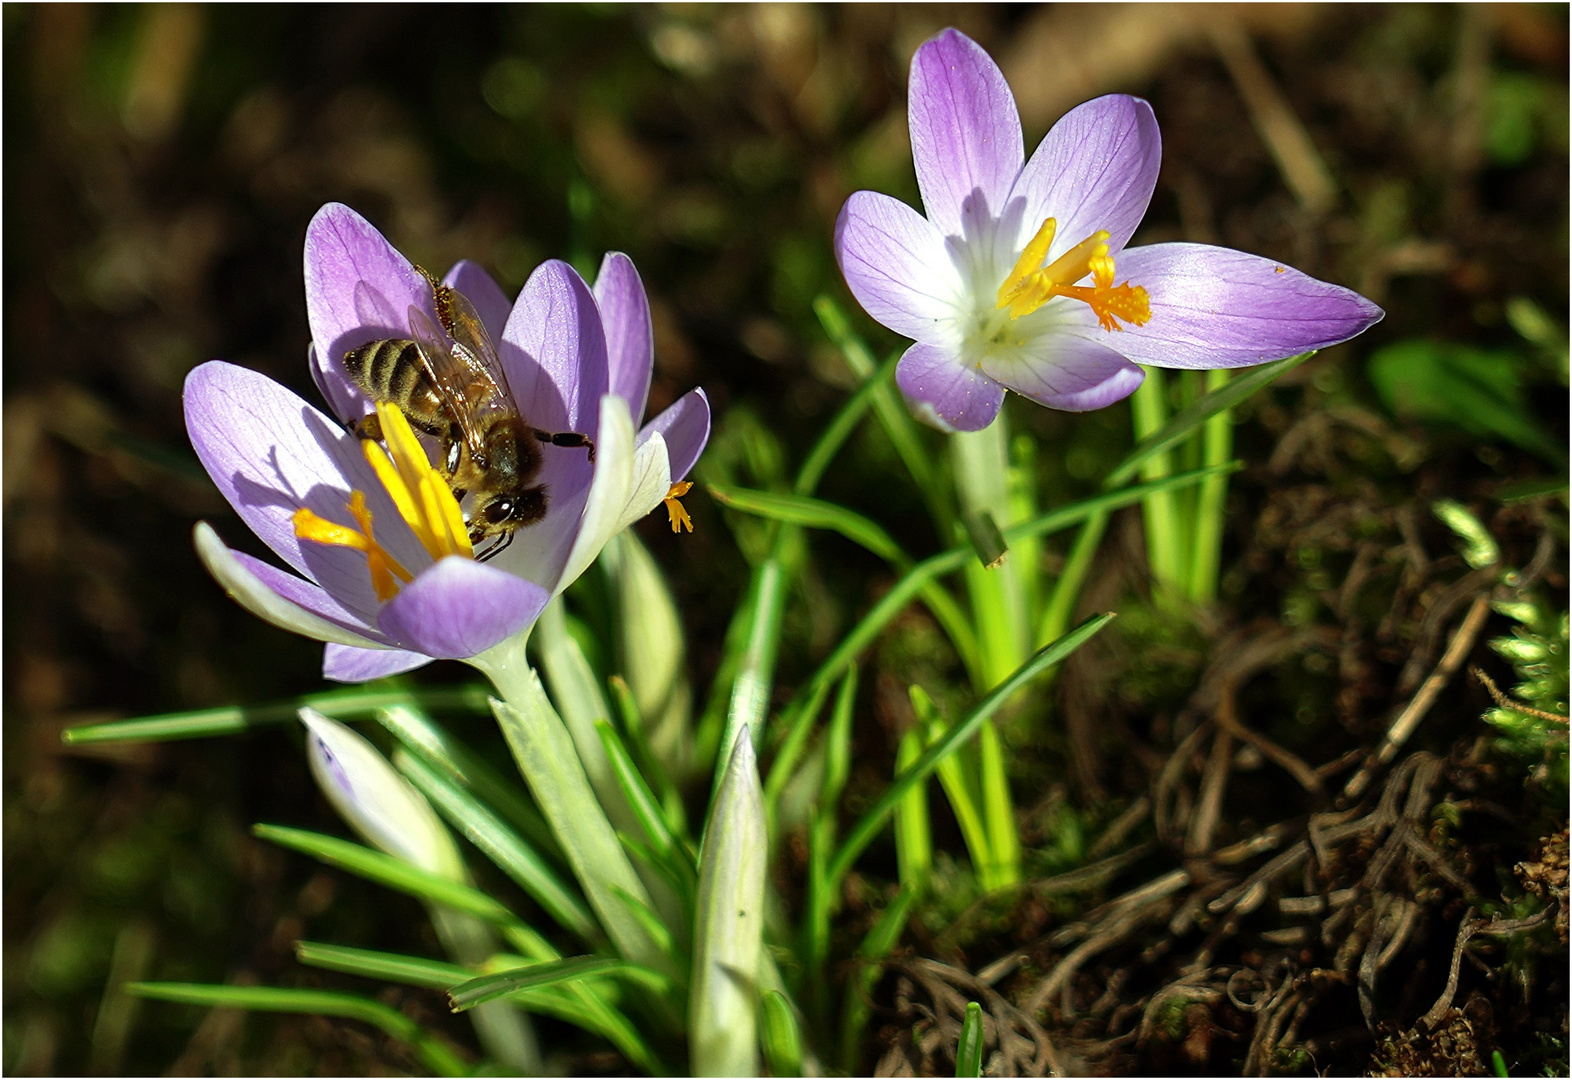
(361, 403), (473, 562)
(996, 217), (1057, 308)
(664, 481), (694, 533)
(295, 403), (474, 603)
(293, 492), (413, 603)
(995, 224), (1148, 331)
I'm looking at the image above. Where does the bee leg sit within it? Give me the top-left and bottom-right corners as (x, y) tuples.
(533, 429), (596, 464)
(474, 530), (516, 563)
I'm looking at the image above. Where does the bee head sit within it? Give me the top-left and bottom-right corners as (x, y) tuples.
(470, 487), (547, 540)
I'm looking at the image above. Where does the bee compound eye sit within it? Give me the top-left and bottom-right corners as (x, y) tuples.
(482, 497), (515, 525)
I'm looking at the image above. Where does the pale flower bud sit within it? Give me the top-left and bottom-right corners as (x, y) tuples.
(299, 709), (464, 881)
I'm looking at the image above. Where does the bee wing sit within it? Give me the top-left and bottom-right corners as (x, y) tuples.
(437, 283), (519, 417)
(405, 302), (494, 462)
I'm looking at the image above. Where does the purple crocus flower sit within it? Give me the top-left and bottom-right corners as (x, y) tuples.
(835, 28), (1383, 432)
(185, 203), (709, 682)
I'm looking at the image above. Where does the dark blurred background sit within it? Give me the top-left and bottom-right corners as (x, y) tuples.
(4, 4), (1566, 1074)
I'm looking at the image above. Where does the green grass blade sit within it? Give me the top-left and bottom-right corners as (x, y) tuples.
(760, 990), (806, 1077)
(912, 691), (991, 886)
(794, 354), (896, 496)
(377, 706), (561, 860)
(827, 614), (1114, 886)
(127, 982), (468, 1076)
(295, 941), (467, 988)
(762, 678), (833, 832)
(709, 485), (904, 561)
(394, 749), (600, 944)
(786, 469), (1229, 719)
(253, 824), (520, 927)
(61, 683), (488, 745)
(814, 295), (952, 535)
(449, 956), (658, 1012)
(893, 728), (931, 891)
(1105, 352), (1313, 487)
(714, 557), (789, 793)
(1131, 371), (1186, 598)
(956, 1001), (984, 1077)
(596, 721), (684, 865)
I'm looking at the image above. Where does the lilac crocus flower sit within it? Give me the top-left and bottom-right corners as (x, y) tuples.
(186, 203), (709, 682)
(835, 28), (1383, 432)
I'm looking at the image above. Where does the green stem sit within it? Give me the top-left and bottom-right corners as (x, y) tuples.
(1131, 371), (1185, 605)
(1187, 369), (1233, 604)
(950, 416), (1026, 889)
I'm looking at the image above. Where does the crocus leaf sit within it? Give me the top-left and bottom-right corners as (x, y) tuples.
(128, 982), (467, 1077)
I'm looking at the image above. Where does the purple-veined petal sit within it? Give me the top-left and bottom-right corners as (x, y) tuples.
(1008, 95), (1161, 261)
(592, 252), (653, 425)
(835, 191), (963, 344)
(308, 343), (363, 426)
(376, 555), (549, 660)
(184, 361), (430, 590)
(979, 334), (1146, 412)
(193, 523), (388, 648)
(908, 28), (1024, 237)
(443, 259), (513, 344)
(1096, 243), (1386, 369)
(639, 387), (709, 483)
(502, 258), (610, 436)
(895, 340), (1006, 432)
(227, 546), (393, 641)
(486, 261), (611, 593)
(304, 203), (434, 417)
(555, 394), (637, 594)
(323, 643), (434, 683)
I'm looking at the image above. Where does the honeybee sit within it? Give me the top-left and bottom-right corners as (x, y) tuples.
(343, 268), (594, 560)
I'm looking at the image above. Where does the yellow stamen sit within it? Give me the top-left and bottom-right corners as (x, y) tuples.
(996, 217), (1057, 308)
(294, 403), (474, 602)
(994, 220), (1150, 331)
(292, 493), (413, 603)
(664, 481), (694, 533)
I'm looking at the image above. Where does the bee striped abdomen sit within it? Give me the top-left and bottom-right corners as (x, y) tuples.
(343, 339), (448, 436)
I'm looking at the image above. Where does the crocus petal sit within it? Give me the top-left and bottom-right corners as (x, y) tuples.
(193, 523), (387, 649)
(376, 556), (549, 660)
(1008, 95), (1161, 259)
(614, 432), (673, 537)
(304, 203), (434, 419)
(1097, 243), (1386, 369)
(895, 341), (1006, 433)
(308, 343), (362, 426)
(835, 191), (963, 344)
(443, 260), (513, 344)
(908, 28), (1024, 237)
(980, 335), (1146, 412)
(555, 394), (637, 594)
(323, 643), (434, 683)
(592, 252), (653, 424)
(184, 361), (430, 593)
(639, 387), (710, 483)
(502, 258), (610, 436)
